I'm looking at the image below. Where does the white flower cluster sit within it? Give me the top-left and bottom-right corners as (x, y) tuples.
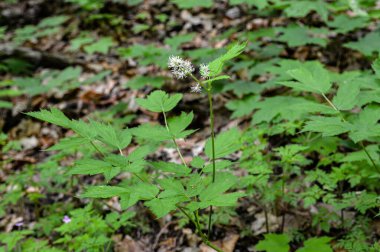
(200, 64), (210, 79)
(190, 83), (202, 93)
(168, 56), (194, 79)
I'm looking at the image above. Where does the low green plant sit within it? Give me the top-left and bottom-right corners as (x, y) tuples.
(26, 42), (247, 252)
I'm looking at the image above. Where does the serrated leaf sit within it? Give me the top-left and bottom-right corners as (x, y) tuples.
(282, 63), (331, 93)
(284, 0), (328, 21)
(205, 128), (241, 159)
(190, 157), (205, 168)
(302, 116), (351, 137)
(26, 108), (71, 128)
(344, 31), (380, 57)
(332, 80), (360, 110)
(150, 161), (191, 175)
(348, 106), (380, 142)
(208, 42), (247, 77)
(136, 90), (182, 113)
(168, 111), (196, 139)
(145, 197), (181, 218)
(203, 160), (233, 172)
(131, 124), (172, 141)
(256, 233), (291, 252)
(297, 237), (332, 252)
(81, 186), (129, 198)
(90, 121), (132, 150)
(70, 159), (120, 182)
(159, 179), (186, 198)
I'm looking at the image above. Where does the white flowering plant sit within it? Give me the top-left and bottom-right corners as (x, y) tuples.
(26, 42), (247, 252)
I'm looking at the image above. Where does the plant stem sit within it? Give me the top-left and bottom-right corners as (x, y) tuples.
(321, 93), (380, 172)
(177, 206), (224, 252)
(207, 90), (217, 238)
(162, 110), (188, 167)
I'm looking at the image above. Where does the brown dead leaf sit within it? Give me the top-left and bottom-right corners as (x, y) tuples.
(200, 234), (239, 252)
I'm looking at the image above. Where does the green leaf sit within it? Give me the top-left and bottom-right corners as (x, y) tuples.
(256, 233), (291, 252)
(332, 80), (360, 110)
(302, 116), (351, 137)
(26, 108), (71, 128)
(328, 15), (368, 34)
(81, 186), (129, 198)
(136, 90), (182, 113)
(276, 25), (328, 47)
(372, 57), (380, 78)
(170, 0), (213, 8)
(159, 179), (186, 198)
(203, 160), (233, 173)
(284, 0), (328, 21)
(281, 62), (332, 93)
(205, 128), (241, 159)
(348, 106), (380, 142)
(168, 111), (196, 139)
(70, 159), (120, 182)
(297, 237), (332, 252)
(344, 31), (380, 57)
(203, 75), (230, 84)
(124, 76), (165, 90)
(150, 161), (191, 175)
(164, 33), (195, 49)
(131, 124), (172, 141)
(145, 197), (181, 218)
(90, 121), (132, 150)
(198, 174), (244, 208)
(84, 37), (115, 54)
(208, 42), (247, 77)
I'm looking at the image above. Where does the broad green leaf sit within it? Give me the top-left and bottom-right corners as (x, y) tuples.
(81, 186), (129, 198)
(297, 237), (332, 252)
(348, 106), (380, 142)
(124, 76), (165, 90)
(199, 175), (236, 202)
(84, 37), (115, 54)
(256, 233), (291, 252)
(281, 63), (332, 93)
(70, 159), (120, 182)
(131, 124), (172, 141)
(225, 96), (260, 118)
(136, 90), (182, 113)
(328, 15), (368, 33)
(90, 121), (132, 150)
(302, 116), (351, 137)
(332, 80), (360, 110)
(345, 31), (380, 56)
(164, 33), (195, 49)
(168, 111), (196, 139)
(276, 25), (328, 47)
(208, 42), (247, 77)
(284, 0), (328, 21)
(26, 108), (71, 128)
(159, 179), (186, 198)
(190, 157), (205, 168)
(205, 128), (241, 159)
(150, 161), (191, 175)
(203, 160), (233, 172)
(145, 197), (181, 218)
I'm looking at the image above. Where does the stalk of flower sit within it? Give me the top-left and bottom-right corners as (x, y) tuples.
(168, 56), (220, 249)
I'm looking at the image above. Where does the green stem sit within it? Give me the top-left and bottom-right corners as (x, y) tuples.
(321, 93), (379, 172)
(162, 110), (188, 167)
(177, 206), (224, 252)
(207, 90), (217, 238)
